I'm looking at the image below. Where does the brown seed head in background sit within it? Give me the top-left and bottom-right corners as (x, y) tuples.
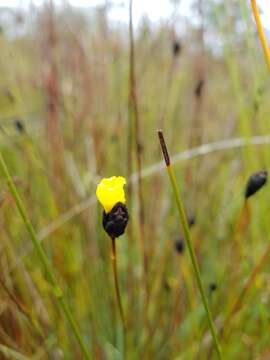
(245, 170), (267, 199)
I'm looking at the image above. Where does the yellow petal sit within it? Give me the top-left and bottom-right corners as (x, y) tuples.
(96, 176), (126, 213)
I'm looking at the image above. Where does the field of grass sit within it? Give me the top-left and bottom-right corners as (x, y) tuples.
(0, 0), (270, 359)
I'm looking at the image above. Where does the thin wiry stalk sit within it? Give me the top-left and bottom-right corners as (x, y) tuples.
(222, 239), (270, 339)
(0, 152), (91, 359)
(45, 0), (63, 184)
(111, 237), (127, 355)
(251, 0), (270, 72)
(233, 200), (251, 256)
(0, 276), (47, 348)
(128, 0), (147, 282)
(0, 277), (31, 322)
(126, 0), (135, 332)
(111, 237), (126, 346)
(0, 344), (32, 360)
(186, 0), (205, 206)
(208, 235), (270, 358)
(157, 130), (222, 359)
(0, 275), (50, 356)
(158, 35), (178, 128)
(188, 0), (205, 148)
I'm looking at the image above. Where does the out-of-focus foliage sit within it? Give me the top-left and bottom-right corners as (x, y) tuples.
(0, 0), (269, 358)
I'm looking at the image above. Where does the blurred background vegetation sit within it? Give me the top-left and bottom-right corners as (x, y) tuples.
(0, 0), (270, 359)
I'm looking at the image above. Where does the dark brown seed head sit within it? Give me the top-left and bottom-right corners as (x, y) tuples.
(253, 99), (259, 113)
(174, 238), (184, 254)
(194, 79), (205, 98)
(209, 282), (217, 292)
(188, 215), (196, 227)
(174, 216), (195, 254)
(4, 89), (15, 103)
(245, 170), (267, 199)
(158, 130), (170, 166)
(14, 119), (25, 133)
(102, 202), (129, 238)
(172, 40), (182, 56)
(163, 279), (171, 292)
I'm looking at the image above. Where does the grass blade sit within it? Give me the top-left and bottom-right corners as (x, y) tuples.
(157, 130), (222, 359)
(0, 152), (91, 359)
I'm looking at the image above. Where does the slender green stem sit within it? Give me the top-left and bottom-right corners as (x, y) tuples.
(0, 152), (91, 359)
(111, 237), (126, 353)
(157, 130), (222, 359)
(111, 237), (125, 328)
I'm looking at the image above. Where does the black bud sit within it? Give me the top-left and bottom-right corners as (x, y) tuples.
(253, 99), (259, 113)
(174, 217), (195, 254)
(14, 119), (25, 133)
(245, 170), (267, 199)
(194, 79), (204, 98)
(174, 238), (184, 254)
(102, 202), (129, 238)
(4, 89), (15, 103)
(188, 215), (196, 227)
(172, 40), (181, 56)
(209, 282), (217, 292)
(163, 280), (171, 292)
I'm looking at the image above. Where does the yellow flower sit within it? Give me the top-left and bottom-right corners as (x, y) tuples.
(96, 176), (127, 214)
